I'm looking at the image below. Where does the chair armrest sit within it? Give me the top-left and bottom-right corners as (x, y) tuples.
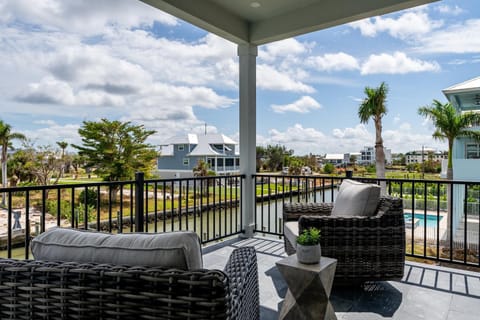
(224, 247), (259, 320)
(283, 202), (333, 221)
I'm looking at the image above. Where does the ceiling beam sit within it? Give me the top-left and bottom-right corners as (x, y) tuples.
(141, 0), (249, 44)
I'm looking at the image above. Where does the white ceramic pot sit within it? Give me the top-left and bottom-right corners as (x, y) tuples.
(296, 243), (321, 264)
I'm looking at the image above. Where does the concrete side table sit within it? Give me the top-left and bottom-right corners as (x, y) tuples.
(276, 255), (337, 320)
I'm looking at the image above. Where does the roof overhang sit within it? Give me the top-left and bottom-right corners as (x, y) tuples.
(141, 0), (438, 45)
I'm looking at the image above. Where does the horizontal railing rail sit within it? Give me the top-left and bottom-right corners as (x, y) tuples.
(253, 174), (480, 267)
(0, 174), (245, 259)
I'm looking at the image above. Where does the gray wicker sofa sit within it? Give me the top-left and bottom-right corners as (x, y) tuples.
(0, 229), (259, 320)
(283, 195), (405, 284)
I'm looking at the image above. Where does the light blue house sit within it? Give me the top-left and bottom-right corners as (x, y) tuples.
(157, 133), (239, 179)
(442, 76), (480, 238)
(442, 76), (480, 181)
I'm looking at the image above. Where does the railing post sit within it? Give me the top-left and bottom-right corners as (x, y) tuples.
(135, 172), (144, 232)
(346, 170), (353, 179)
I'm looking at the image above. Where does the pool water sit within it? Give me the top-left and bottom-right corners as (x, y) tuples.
(404, 213), (443, 228)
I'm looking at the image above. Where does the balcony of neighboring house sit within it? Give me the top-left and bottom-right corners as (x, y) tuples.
(1, 173), (480, 319)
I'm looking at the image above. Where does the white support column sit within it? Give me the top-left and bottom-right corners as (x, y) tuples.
(238, 43), (257, 238)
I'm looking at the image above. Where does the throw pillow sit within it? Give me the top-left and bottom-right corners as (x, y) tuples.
(331, 179), (380, 216)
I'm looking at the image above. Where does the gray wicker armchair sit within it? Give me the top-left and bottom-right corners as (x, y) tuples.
(283, 195), (405, 284)
(0, 247), (258, 320)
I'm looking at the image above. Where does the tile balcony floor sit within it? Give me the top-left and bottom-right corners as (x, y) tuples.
(203, 236), (480, 320)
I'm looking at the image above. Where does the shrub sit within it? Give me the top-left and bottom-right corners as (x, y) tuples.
(78, 188), (98, 208)
(323, 163), (334, 174)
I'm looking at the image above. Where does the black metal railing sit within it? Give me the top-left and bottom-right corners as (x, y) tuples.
(253, 174), (480, 267)
(0, 174), (245, 259)
(2, 172), (480, 267)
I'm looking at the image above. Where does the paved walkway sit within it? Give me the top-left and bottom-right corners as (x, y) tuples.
(203, 236), (480, 320)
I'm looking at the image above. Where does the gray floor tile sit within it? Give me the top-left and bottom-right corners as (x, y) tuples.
(202, 235), (480, 320)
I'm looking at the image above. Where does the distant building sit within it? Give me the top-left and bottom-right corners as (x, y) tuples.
(405, 149), (447, 165)
(358, 146), (392, 165)
(157, 133), (239, 179)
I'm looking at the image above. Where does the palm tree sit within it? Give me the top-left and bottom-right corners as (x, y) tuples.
(418, 100), (480, 180)
(57, 141), (69, 178)
(419, 100), (480, 245)
(358, 82), (389, 186)
(0, 120), (26, 206)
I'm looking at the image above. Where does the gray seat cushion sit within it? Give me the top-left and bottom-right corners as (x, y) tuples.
(31, 228), (203, 270)
(331, 179), (380, 217)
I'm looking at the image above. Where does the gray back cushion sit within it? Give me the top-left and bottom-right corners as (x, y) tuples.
(331, 179), (380, 217)
(31, 228), (203, 270)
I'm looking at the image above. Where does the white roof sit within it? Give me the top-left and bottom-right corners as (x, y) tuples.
(443, 76), (480, 95)
(188, 134), (237, 156)
(168, 133), (198, 145)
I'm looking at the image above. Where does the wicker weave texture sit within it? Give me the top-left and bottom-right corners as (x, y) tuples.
(0, 247), (258, 320)
(284, 196), (405, 283)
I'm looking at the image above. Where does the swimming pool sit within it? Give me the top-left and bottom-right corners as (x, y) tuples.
(404, 213), (443, 228)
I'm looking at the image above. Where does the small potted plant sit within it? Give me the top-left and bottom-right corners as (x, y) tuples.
(296, 227), (321, 264)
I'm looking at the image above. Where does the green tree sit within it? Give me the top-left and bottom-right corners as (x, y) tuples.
(358, 82), (388, 190)
(349, 154), (357, 169)
(193, 159), (210, 177)
(265, 145), (293, 172)
(72, 119), (157, 182)
(418, 100), (480, 180)
(0, 120), (26, 206)
(256, 146), (266, 172)
(27, 145), (63, 186)
(288, 157), (303, 175)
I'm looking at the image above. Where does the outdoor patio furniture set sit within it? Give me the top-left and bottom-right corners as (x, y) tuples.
(0, 179), (405, 319)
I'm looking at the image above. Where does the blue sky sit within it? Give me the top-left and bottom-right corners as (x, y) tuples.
(1, 0), (479, 155)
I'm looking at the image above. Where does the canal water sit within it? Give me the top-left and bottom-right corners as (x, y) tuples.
(1, 189), (334, 259)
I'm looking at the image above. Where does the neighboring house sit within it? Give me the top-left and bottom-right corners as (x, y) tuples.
(442, 76), (480, 181)
(405, 148), (447, 165)
(157, 133), (240, 179)
(358, 146), (392, 165)
(324, 154), (346, 167)
(442, 76), (480, 236)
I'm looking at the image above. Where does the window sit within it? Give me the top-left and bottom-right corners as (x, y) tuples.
(225, 158), (234, 166)
(466, 143), (480, 159)
(178, 144), (185, 151)
(183, 158), (189, 166)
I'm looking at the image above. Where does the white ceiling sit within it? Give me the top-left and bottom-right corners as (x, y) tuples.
(140, 0), (438, 45)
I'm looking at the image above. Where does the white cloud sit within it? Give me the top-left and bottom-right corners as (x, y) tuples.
(0, 0), (177, 35)
(271, 96), (321, 114)
(416, 19), (480, 54)
(259, 38), (311, 62)
(307, 52), (359, 72)
(435, 5), (464, 15)
(349, 10), (443, 40)
(21, 123), (81, 147)
(257, 64), (315, 93)
(361, 52), (440, 75)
